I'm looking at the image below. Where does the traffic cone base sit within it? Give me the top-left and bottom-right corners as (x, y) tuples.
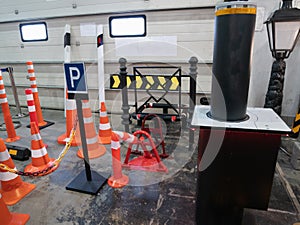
(77, 144), (106, 159)
(123, 157), (168, 173)
(0, 181), (36, 206)
(0, 193), (30, 225)
(24, 159), (58, 176)
(108, 174), (129, 188)
(5, 136), (21, 143)
(37, 121), (47, 127)
(6, 213), (30, 225)
(38, 120), (55, 130)
(57, 133), (77, 146)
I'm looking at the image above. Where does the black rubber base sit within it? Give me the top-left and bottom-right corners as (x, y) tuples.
(26, 120), (55, 130)
(66, 170), (109, 195)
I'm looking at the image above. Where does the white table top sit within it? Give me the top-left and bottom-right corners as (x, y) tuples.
(191, 105), (291, 133)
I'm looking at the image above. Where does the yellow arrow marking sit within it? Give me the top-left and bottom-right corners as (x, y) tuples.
(136, 76), (142, 89)
(127, 77), (131, 88)
(170, 77), (179, 90)
(158, 76), (166, 90)
(146, 76), (154, 89)
(112, 75), (120, 88)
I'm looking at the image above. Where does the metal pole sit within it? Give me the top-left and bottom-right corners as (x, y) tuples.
(119, 58), (130, 132)
(7, 67), (27, 118)
(188, 57), (198, 126)
(188, 57), (198, 150)
(76, 98), (92, 181)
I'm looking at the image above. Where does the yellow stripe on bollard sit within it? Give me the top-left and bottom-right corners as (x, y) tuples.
(216, 8), (256, 16)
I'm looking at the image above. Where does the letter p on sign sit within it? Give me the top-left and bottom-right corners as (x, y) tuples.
(64, 63), (88, 94)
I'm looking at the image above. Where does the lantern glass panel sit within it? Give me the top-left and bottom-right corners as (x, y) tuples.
(275, 21), (300, 50)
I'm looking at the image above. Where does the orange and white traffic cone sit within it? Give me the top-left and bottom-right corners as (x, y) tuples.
(26, 61), (54, 129)
(25, 89), (39, 129)
(108, 131), (129, 188)
(57, 96), (78, 146)
(0, 71), (20, 143)
(77, 100), (106, 159)
(0, 193), (30, 225)
(24, 122), (58, 175)
(0, 138), (35, 206)
(98, 102), (112, 144)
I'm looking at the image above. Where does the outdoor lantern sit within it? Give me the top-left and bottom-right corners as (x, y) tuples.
(264, 0), (300, 115)
(265, 0), (300, 59)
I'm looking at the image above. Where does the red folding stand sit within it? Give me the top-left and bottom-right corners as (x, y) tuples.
(123, 130), (168, 173)
(141, 114), (168, 158)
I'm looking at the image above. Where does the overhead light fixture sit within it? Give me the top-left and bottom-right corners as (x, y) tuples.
(109, 15), (147, 38)
(19, 22), (48, 42)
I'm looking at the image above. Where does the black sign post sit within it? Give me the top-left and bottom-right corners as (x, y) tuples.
(64, 63), (107, 195)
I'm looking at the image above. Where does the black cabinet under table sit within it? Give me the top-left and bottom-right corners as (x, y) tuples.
(191, 106), (290, 225)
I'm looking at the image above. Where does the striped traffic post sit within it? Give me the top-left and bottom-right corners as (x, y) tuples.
(57, 24), (78, 146)
(26, 61), (54, 129)
(25, 89), (39, 129)
(64, 24), (72, 117)
(0, 71), (20, 142)
(97, 24), (105, 105)
(108, 131), (129, 188)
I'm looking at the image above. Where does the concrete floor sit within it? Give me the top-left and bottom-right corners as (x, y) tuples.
(1, 106), (300, 225)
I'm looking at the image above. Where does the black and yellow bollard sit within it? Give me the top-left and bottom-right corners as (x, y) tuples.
(209, 1), (256, 122)
(290, 107), (300, 138)
(197, 1), (257, 225)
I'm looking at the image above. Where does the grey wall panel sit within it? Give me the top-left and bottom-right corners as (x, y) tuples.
(0, 0), (216, 23)
(0, 8), (215, 110)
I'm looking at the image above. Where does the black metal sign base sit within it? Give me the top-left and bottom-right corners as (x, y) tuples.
(65, 95), (108, 195)
(66, 170), (108, 195)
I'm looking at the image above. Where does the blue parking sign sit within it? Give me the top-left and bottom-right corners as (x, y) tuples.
(64, 63), (88, 94)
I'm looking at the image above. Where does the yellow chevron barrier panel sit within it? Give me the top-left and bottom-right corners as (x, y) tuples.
(110, 74), (179, 91)
(126, 76), (131, 88)
(136, 76), (143, 89)
(112, 75), (120, 89)
(146, 76), (154, 89)
(170, 77), (179, 90)
(157, 77), (166, 90)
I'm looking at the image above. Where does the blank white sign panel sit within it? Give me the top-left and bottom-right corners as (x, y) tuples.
(115, 36), (177, 56)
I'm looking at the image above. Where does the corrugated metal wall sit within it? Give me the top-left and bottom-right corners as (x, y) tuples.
(3, 0), (298, 117)
(0, 6), (215, 110)
(0, 0), (216, 22)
